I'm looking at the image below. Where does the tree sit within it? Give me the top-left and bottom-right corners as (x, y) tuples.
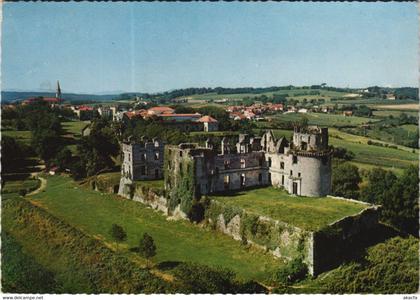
(109, 224), (127, 250)
(381, 165), (419, 235)
(323, 237), (419, 293)
(1, 136), (26, 172)
(31, 129), (63, 164)
(138, 233), (156, 261)
(332, 163), (361, 199)
(54, 148), (72, 170)
(332, 147), (355, 161)
(73, 119), (120, 178)
(359, 168), (396, 204)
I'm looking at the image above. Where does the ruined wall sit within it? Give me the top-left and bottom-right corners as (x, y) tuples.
(205, 199), (380, 276)
(121, 141), (165, 181)
(205, 199), (315, 273)
(117, 174), (379, 276)
(163, 147), (197, 216)
(118, 177), (169, 215)
(312, 205), (381, 275)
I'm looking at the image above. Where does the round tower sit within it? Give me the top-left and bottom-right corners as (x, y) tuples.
(287, 126), (332, 197)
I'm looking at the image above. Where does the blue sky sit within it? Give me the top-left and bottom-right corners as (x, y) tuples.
(2, 2), (418, 94)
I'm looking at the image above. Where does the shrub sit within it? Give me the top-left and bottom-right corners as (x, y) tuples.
(109, 224), (127, 250)
(273, 258), (308, 285)
(1, 232), (59, 293)
(172, 262), (236, 293)
(188, 202), (205, 223)
(172, 262), (267, 294)
(138, 233), (157, 260)
(323, 237), (419, 294)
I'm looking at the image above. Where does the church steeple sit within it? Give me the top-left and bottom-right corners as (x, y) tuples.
(56, 80), (62, 100)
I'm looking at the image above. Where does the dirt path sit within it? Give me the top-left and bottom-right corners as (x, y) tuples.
(27, 176), (47, 196)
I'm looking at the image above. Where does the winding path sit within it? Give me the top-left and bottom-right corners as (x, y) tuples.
(27, 176), (47, 196)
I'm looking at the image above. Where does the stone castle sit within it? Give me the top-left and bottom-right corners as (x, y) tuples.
(121, 126), (332, 197)
(121, 137), (165, 181)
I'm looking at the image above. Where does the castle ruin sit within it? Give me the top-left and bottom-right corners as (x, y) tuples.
(121, 136), (165, 181)
(165, 126), (332, 198)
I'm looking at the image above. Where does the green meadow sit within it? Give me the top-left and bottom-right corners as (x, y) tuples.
(2, 130), (32, 145)
(27, 175), (280, 282)
(272, 112), (375, 127)
(212, 187), (367, 231)
(182, 89), (349, 102)
(268, 128), (417, 172)
(62, 120), (90, 136)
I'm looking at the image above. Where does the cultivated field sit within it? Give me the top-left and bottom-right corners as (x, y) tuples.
(212, 187), (367, 231)
(373, 104), (419, 111)
(181, 89), (349, 103)
(372, 110), (418, 118)
(271, 112), (375, 127)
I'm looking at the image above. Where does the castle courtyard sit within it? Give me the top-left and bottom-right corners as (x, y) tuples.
(212, 187), (368, 231)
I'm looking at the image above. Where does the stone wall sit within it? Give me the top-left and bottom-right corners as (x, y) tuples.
(206, 199), (315, 273)
(205, 199), (380, 276)
(118, 177), (169, 215)
(113, 175), (380, 276)
(312, 205), (381, 275)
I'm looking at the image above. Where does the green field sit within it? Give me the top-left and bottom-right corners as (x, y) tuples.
(372, 110), (419, 118)
(212, 187), (367, 231)
(182, 89), (348, 102)
(334, 98), (418, 106)
(61, 121), (90, 153)
(28, 175), (280, 282)
(62, 121), (90, 136)
(2, 130), (32, 145)
(267, 128), (418, 172)
(3, 178), (40, 194)
(343, 124), (418, 149)
(272, 112), (376, 127)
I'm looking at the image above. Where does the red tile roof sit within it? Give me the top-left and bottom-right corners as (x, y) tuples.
(78, 106), (94, 111)
(160, 113), (201, 117)
(125, 110), (147, 119)
(197, 115), (218, 123)
(148, 106), (175, 113)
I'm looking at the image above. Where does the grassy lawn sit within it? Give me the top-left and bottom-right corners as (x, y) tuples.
(2, 178), (40, 194)
(212, 187), (367, 231)
(62, 121), (90, 136)
(2, 130), (32, 145)
(61, 121), (90, 154)
(28, 175), (280, 282)
(134, 179), (164, 190)
(95, 172), (121, 185)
